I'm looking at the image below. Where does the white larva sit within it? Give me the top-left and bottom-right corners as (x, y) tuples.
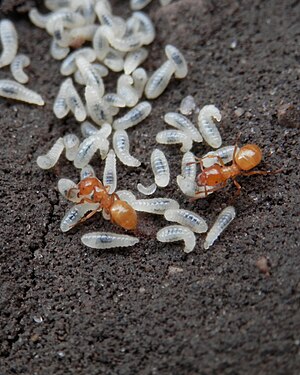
(0, 79), (44, 106)
(156, 129), (193, 152)
(151, 149), (170, 187)
(73, 134), (105, 168)
(60, 202), (100, 232)
(37, 137), (65, 169)
(113, 130), (141, 167)
(132, 11), (155, 45)
(92, 27), (110, 60)
(124, 48), (148, 75)
(100, 25), (144, 52)
(156, 225), (196, 253)
(60, 47), (96, 76)
(176, 175), (214, 199)
(57, 178), (80, 203)
(63, 134), (80, 161)
(137, 182), (157, 196)
(85, 85), (113, 125)
(103, 93), (126, 108)
(53, 79), (69, 119)
(29, 8), (51, 28)
(10, 55), (30, 84)
(198, 105), (222, 149)
(116, 74), (139, 107)
(75, 55), (105, 97)
(132, 68), (148, 98)
(75, 0), (97, 25)
(115, 190), (136, 204)
(179, 95), (196, 116)
(0, 19), (18, 68)
(80, 164), (96, 180)
(46, 10), (85, 35)
(103, 48), (125, 72)
(81, 232), (139, 249)
(65, 78), (87, 122)
(165, 45), (188, 79)
(145, 60), (175, 99)
(50, 39), (70, 60)
(80, 121), (99, 137)
(113, 101), (152, 130)
(131, 198), (179, 215)
(202, 145), (238, 168)
(164, 112), (202, 142)
(164, 209), (208, 234)
(181, 151), (197, 180)
(68, 24), (98, 47)
(204, 206), (236, 249)
(103, 149), (117, 194)
(130, 0), (152, 10)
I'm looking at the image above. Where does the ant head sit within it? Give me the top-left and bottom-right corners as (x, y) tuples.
(78, 177), (102, 195)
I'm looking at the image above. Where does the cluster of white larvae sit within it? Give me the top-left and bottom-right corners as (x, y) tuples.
(1, 0), (236, 252)
(0, 19), (44, 105)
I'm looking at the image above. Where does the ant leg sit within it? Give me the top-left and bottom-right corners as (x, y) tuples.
(186, 157), (205, 172)
(233, 179), (242, 196)
(77, 197), (95, 204)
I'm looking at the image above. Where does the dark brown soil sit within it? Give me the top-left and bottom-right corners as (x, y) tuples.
(1, 1), (300, 374)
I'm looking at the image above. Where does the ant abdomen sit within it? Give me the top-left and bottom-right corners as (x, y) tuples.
(235, 144), (262, 171)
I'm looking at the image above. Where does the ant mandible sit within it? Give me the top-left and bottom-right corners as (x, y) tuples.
(67, 177), (137, 230)
(194, 142), (281, 197)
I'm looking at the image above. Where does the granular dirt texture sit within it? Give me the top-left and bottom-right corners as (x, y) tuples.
(0, 1), (300, 374)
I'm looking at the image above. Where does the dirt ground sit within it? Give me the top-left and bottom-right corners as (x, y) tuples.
(0, 0), (300, 374)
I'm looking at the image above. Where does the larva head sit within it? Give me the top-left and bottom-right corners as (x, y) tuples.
(110, 200), (137, 230)
(235, 144), (262, 171)
(197, 165), (224, 187)
(78, 177), (103, 196)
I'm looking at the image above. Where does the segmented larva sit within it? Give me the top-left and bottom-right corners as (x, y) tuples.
(113, 101), (152, 130)
(113, 130), (141, 167)
(164, 112), (202, 142)
(176, 175), (214, 199)
(198, 105), (222, 149)
(145, 60), (175, 99)
(65, 78), (87, 122)
(165, 45), (188, 79)
(0, 19), (18, 68)
(0, 79), (44, 106)
(179, 95), (196, 116)
(116, 190), (137, 204)
(151, 149), (170, 187)
(53, 79), (69, 119)
(73, 133), (107, 168)
(202, 145), (237, 168)
(131, 198), (179, 214)
(46, 9), (85, 35)
(132, 68), (148, 98)
(156, 129), (193, 152)
(100, 25), (144, 52)
(57, 178), (80, 203)
(85, 85), (113, 125)
(68, 24), (98, 47)
(181, 151), (197, 180)
(103, 93), (126, 108)
(124, 48), (148, 75)
(63, 133), (79, 161)
(10, 55), (30, 84)
(204, 206), (236, 249)
(156, 225), (196, 253)
(117, 74), (139, 107)
(81, 232), (139, 249)
(164, 209), (208, 234)
(60, 47), (96, 75)
(130, 0), (152, 10)
(60, 202), (100, 232)
(81, 121), (112, 139)
(75, 55), (105, 97)
(132, 11), (155, 45)
(80, 164), (96, 180)
(29, 8), (51, 29)
(104, 48), (125, 72)
(103, 149), (117, 193)
(92, 27), (110, 60)
(137, 182), (157, 196)
(37, 137), (65, 169)
(50, 39), (70, 60)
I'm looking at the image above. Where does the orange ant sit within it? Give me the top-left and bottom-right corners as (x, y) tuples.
(194, 143), (281, 197)
(67, 177), (137, 230)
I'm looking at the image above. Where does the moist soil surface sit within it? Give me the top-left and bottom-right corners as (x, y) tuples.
(0, 1), (300, 374)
